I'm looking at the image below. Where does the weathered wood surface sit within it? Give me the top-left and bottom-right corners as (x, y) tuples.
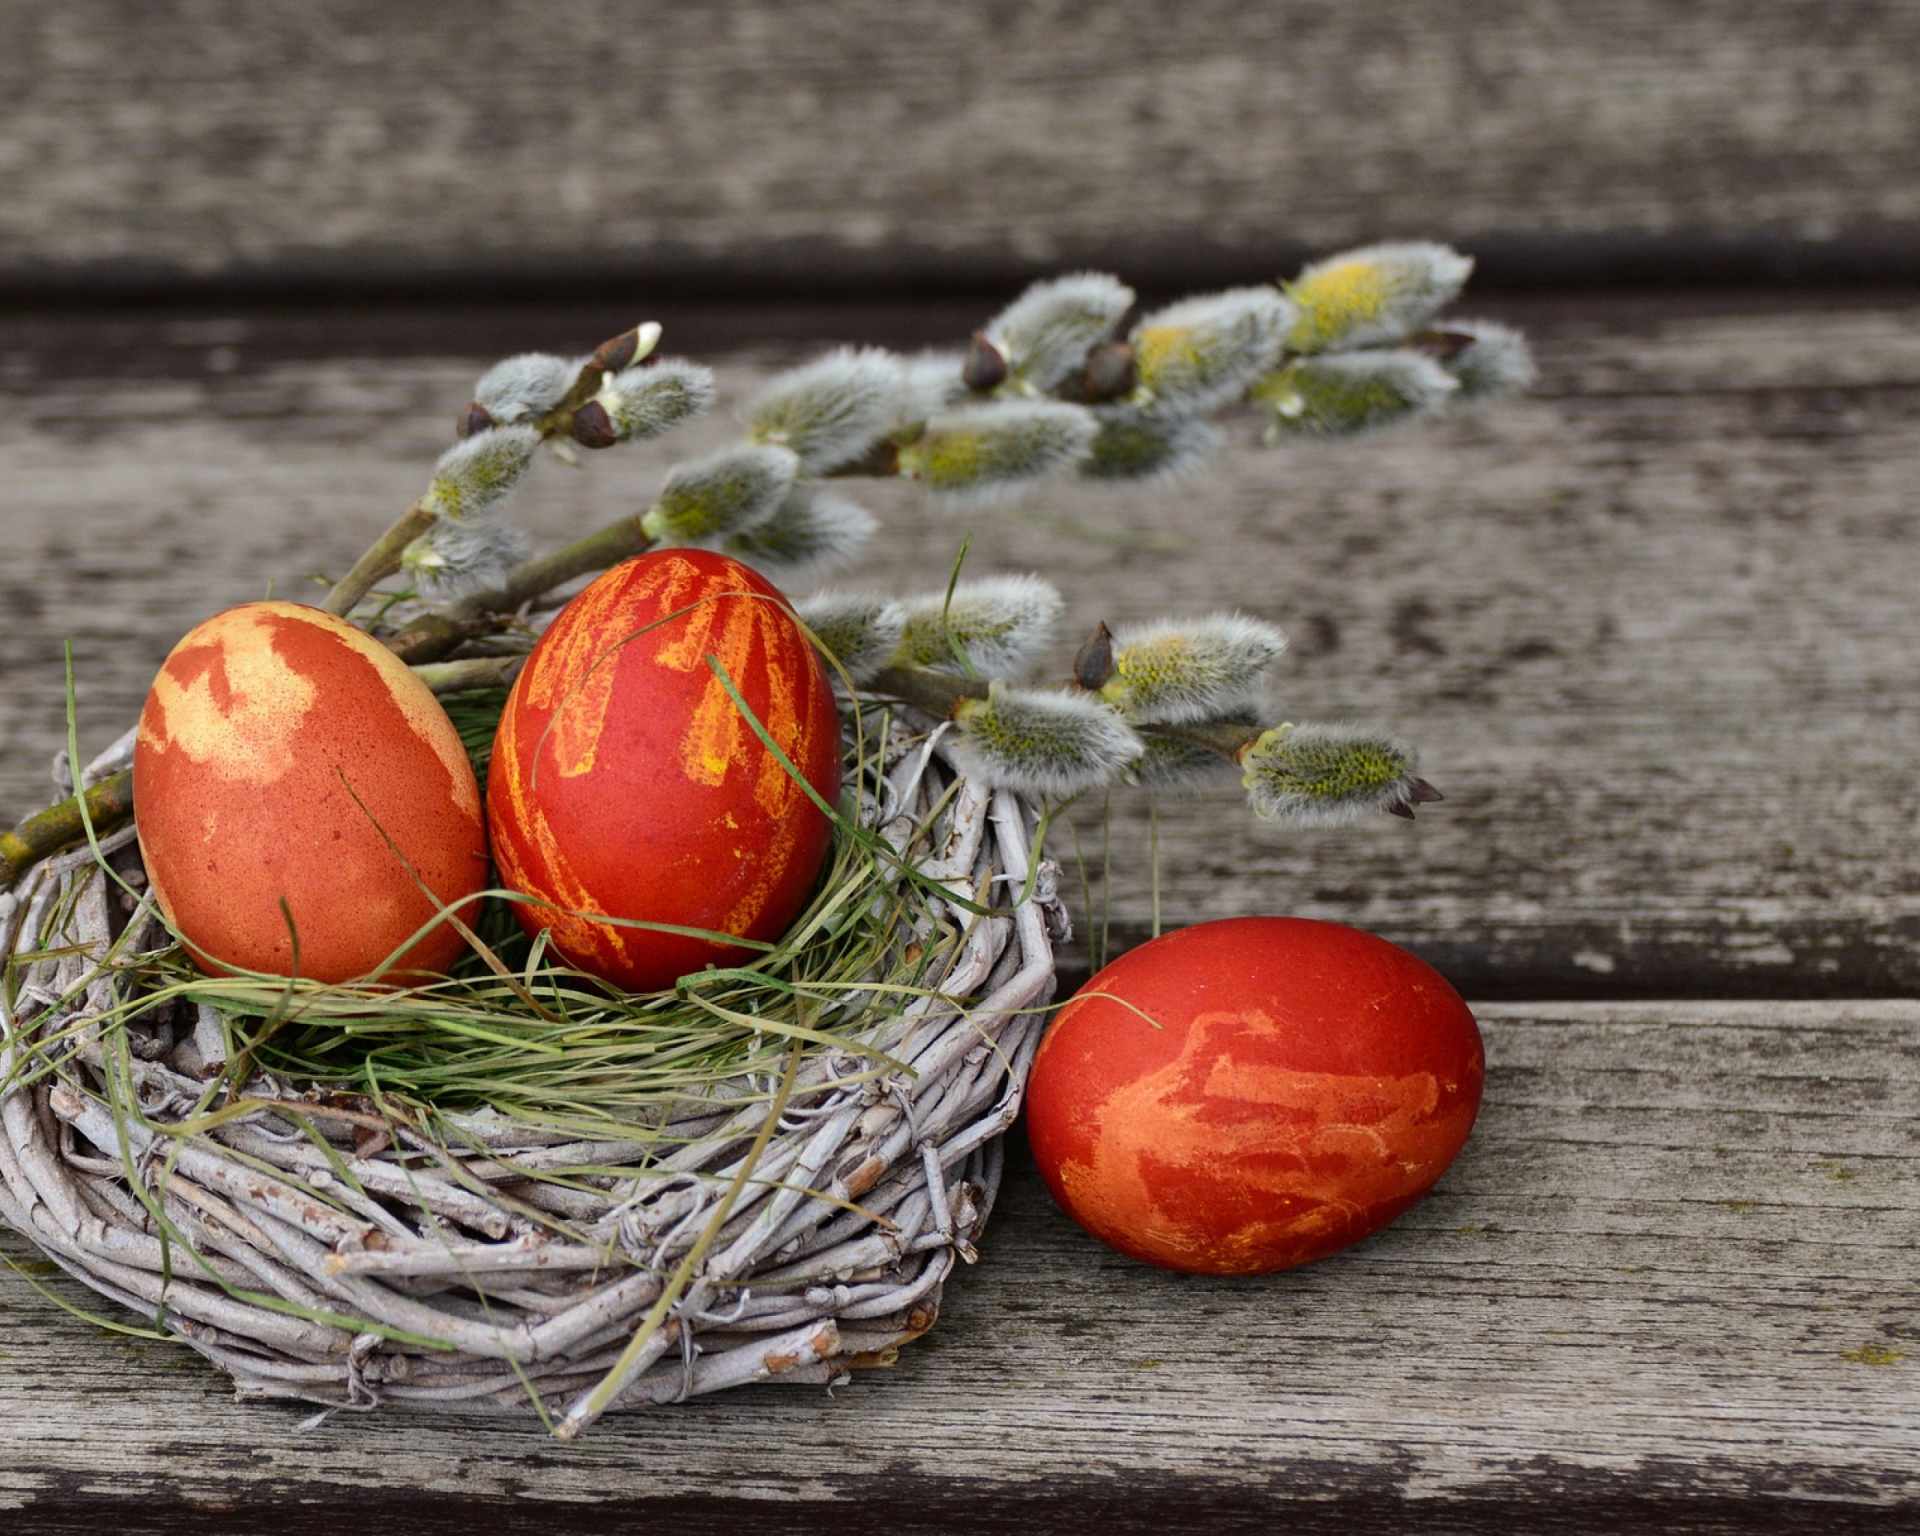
(4, 2), (1920, 296)
(4, 295), (1918, 997)
(2, 1000), (1915, 1533)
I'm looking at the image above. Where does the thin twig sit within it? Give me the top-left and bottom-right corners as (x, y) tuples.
(456, 515), (654, 620)
(322, 500), (436, 619)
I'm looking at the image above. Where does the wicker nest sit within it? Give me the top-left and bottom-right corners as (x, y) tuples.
(0, 719), (1062, 1429)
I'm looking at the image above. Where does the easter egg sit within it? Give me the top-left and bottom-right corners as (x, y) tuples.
(133, 601), (488, 982)
(487, 549), (841, 992)
(1026, 917), (1483, 1275)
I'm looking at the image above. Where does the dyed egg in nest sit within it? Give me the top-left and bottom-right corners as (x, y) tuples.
(1026, 917), (1484, 1275)
(487, 549), (842, 993)
(133, 601), (488, 983)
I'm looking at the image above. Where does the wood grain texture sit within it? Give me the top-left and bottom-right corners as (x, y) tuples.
(3, 294), (1917, 998)
(2, 1001), (1915, 1533)
(3, 2), (1919, 296)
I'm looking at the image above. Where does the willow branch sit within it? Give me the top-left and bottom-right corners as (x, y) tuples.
(865, 666), (991, 720)
(1141, 719), (1263, 762)
(378, 517), (657, 667)
(455, 514), (654, 620)
(822, 439), (905, 479)
(322, 500), (435, 618)
(0, 769), (135, 891)
(384, 612), (516, 666)
(410, 656), (526, 694)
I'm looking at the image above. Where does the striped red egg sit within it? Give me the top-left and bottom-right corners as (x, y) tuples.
(487, 549), (841, 993)
(132, 601), (488, 982)
(1026, 917), (1484, 1275)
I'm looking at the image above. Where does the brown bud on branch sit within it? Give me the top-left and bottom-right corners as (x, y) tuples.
(1073, 621), (1117, 690)
(569, 400), (619, 450)
(1080, 343), (1138, 404)
(1406, 330), (1476, 363)
(963, 332), (1009, 393)
(539, 323), (663, 435)
(591, 322), (661, 375)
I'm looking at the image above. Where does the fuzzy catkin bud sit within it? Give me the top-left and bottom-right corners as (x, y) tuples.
(795, 592), (907, 684)
(747, 347), (905, 472)
(1240, 722), (1425, 826)
(984, 272), (1136, 392)
(640, 444), (800, 544)
(1129, 287), (1295, 415)
(472, 354), (577, 425)
(1126, 712), (1261, 795)
(1439, 319), (1537, 399)
(1254, 352), (1458, 438)
(1099, 614), (1287, 725)
(897, 401), (1098, 504)
(950, 682), (1145, 800)
(894, 575), (1063, 677)
(422, 426), (541, 522)
(723, 485), (877, 582)
(597, 359), (716, 443)
(888, 351), (965, 431)
(1285, 242), (1473, 354)
(400, 518), (534, 600)
(1081, 409), (1222, 482)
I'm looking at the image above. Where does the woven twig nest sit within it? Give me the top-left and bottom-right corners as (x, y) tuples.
(0, 716), (1062, 1425)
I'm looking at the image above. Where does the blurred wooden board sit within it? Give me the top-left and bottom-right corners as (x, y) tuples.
(3, 2), (1919, 296)
(2, 1000), (1915, 1533)
(3, 294), (1917, 998)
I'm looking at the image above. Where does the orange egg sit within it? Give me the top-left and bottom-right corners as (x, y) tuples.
(487, 549), (841, 993)
(132, 601), (488, 982)
(1026, 917), (1484, 1275)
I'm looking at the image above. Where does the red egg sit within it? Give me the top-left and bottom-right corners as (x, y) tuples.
(487, 549), (841, 992)
(133, 601), (488, 982)
(1026, 917), (1484, 1275)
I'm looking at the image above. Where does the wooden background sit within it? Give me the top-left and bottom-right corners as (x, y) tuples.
(4, 0), (1920, 298)
(1, 2), (1917, 1531)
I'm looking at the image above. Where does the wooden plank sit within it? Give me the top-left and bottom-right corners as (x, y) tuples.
(3, 3), (1920, 297)
(4, 294), (1918, 998)
(2, 1001), (1915, 1533)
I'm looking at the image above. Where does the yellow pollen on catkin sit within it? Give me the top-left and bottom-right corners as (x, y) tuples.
(1132, 326), (1203, 387)
(1288, 261), (1389, 351)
